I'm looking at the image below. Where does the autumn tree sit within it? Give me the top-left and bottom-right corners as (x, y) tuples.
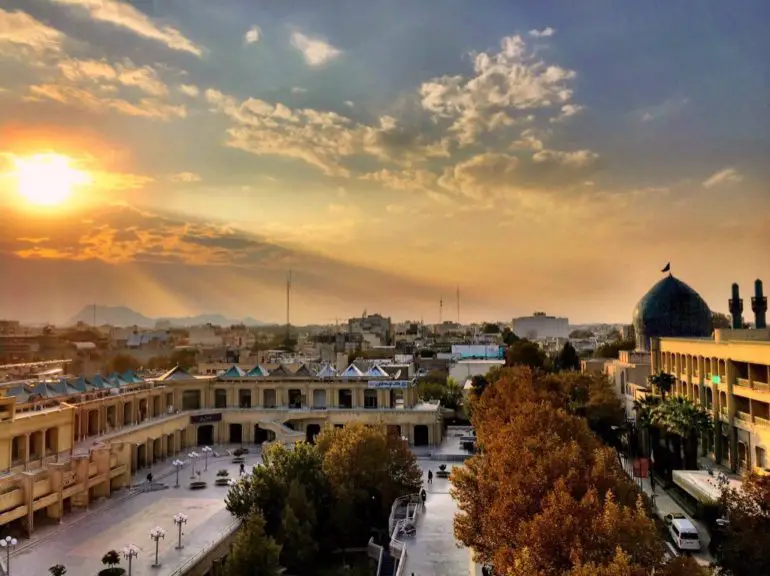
(714, 473), (770, 576)
(225, 512), (282, 576)
(505, 339), (546, 368)
(453, 368), (670, 575)
(555, 341), (581, 371)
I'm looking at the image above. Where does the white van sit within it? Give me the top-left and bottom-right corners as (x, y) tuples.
(669, 517), (701, 551)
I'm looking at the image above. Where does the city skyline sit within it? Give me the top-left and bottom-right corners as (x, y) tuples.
(1, 1), (768, 325)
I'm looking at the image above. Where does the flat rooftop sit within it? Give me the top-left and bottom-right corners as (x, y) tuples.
(11, 456), (249, 576)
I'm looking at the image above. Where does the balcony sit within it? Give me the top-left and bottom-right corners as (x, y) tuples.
(735, 410), (752, 424)
(736, 378), (751, 388)
(755, 416), (770, 429)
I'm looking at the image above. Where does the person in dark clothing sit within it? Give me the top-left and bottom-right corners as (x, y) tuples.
(420, 488), (427, 507)
(239, 462), (245, 476)
(427, 469), (433, 484)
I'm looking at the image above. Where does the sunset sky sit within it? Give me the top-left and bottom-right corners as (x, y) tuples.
(0, 0), (768, 326)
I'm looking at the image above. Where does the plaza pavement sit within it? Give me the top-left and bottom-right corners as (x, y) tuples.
(10, 449), (258, 576)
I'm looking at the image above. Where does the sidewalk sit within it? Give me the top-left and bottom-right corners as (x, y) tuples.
(619, 455), (713, 566)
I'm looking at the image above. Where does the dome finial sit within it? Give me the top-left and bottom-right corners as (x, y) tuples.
(661, 262), (671, 274)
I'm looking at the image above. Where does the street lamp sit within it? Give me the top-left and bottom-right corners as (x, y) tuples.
(188, 451), (199, 479)
(122, 544), (139, 576)
(173, 512), (188, 550)
(149, 527), (166, 568)
(0, 535), (17, 575)
(201, 445), (212, 471)
(172, 459), (184, 488)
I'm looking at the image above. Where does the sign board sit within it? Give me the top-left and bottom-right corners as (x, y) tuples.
(191, 413), (222, 424)
(367, 380), (411, 389)
(711, 375), (721, 384)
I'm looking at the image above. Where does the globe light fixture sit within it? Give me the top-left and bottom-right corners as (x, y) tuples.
(122, 544), (139, 576)
(188, 451), (199, 478)
(0, 536), (18, 575)
(200, 445), (212, 471)
(173, 512), (188, 550)
(149, 527), (166, 567)
(172, 459), (184, 488)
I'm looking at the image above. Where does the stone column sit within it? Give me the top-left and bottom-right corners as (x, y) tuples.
(24, 432), (30, 471)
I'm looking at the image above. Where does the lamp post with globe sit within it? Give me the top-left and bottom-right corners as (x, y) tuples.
(201, 445), (212, 471)
(172, 459), (184, 488)
(173, 512), (188, 550)
(188, 451), (199, 479)
(149, 527), (166, 567)
(0, 535), (17, 575)
(123, 544), (139, 576)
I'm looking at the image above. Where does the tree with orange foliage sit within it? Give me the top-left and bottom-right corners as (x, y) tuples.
(453, 367), (697, 576)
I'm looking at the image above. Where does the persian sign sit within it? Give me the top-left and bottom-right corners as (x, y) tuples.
(367, 380), (411, 389)
(191, 413), (222, 424)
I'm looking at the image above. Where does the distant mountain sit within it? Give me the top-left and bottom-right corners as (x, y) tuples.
(67, 305), (268, 328)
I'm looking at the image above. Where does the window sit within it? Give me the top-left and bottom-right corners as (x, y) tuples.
(238, 389), (251, 408)
(263, 389), (276, 408)
(756, 446), (767, 469)
(214, 389), (227, 408)
(182, 390), (201, 411)
(364, 389), (378, 409)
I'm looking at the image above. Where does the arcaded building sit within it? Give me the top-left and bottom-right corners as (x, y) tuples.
(0, 362), (440, 535)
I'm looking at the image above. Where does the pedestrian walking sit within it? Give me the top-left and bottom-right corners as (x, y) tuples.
(239, 462), (245, 476)
(427, 469), (433, 484)
(420, 488), (427, 507)
(649, 473), (656, 494)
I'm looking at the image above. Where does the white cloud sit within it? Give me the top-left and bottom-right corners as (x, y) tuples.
(244, 25), (261, 45)
(550, 103), (584, 123)
(0, 8), (64, 53)
(58, 58), (169, 96)
(291, 87), (308, 94)
(344, 100), (354, 107)
(178, 84), (199, 98)
(27, 83), (186, 120)
(702, 168), (742, 188)
(169, 171), (201, 183)
(48, 0), (203, 57)
(290, 31), (341, 66)
(638, 97), (690, 122)
(529, 27), (555, 38)
(532, 148), (598, 168)
(419, 34), (577, 145)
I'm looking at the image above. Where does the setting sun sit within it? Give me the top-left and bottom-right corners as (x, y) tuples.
(13, 154), (90, 206)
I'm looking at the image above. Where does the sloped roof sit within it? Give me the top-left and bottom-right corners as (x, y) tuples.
(316, 364), (337, 378)
(30, 382), (57, 398)
(293, 364), (314, 377)
(50, 378), (79, 396)
(246, 365), (269, 377)
(107, 373), (132, 387)
(157, 366), (194, 381)
(6, 385), (30, 403)
(87, 375), (109, 389)
(268, 364), (292, 377)
(121, 370), (144, 384)
(341, 364), (364, 378)
(220, 365), (246, 378)
(366, 365), (390, 377)
(69, 375), (93, 392)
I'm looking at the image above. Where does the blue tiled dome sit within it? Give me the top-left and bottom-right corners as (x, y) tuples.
(633, 274), (712, 351)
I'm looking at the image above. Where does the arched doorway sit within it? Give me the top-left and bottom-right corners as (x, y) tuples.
(254, 425), (275, 445)
(306, 424), (321, 444)
(197, 425), (214, 446)
(283, 421), (295, 430)
(414, 425), (429, 447)
(229, 423), (243, 444)
(137, 444), (146, 469)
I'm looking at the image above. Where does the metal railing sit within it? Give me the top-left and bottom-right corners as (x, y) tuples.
(167, 518), (241, 576)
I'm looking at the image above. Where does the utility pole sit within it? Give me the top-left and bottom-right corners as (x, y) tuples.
(439, 297), (443, 324)
(285, 270), (292, 349)
(456, 286), (460, 324)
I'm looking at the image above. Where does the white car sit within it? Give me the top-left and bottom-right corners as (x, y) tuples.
(668, 517), (701, 551)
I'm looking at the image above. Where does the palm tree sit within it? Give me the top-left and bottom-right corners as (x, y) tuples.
(648, 371), (675, 399)
(633, 395), (662, 462)
(651, 397), (713, 470)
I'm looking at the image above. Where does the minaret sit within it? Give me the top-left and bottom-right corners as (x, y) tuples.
(729, 283), (743, 329)
(752, 279), (767, 329)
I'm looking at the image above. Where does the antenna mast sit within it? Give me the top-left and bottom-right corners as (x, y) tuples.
(93, 303), (96, 326)
(439, 297), (443, 324)
(456, 286), (460, 324)
(285, 270), (292, 347)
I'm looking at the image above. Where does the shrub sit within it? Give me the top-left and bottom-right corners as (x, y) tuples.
(49, 565), (67, 576)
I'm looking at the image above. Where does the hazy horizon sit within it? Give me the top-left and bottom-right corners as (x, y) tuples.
(1, 1), (767, 326)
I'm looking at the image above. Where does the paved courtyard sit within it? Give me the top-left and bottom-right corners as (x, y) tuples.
(11, 452), (258, 576)
(403, 463), (471, 576)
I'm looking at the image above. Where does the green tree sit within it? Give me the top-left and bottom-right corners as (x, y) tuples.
(650, 396), (712, 470)
(715, 473), (770, 576)
(569, 329), (595, 339)
(555, 342), (581, 372)
(279, 481), (319, 574)
(502, 327), (520, 346)
(594, 339), (636, 359)
(169, 348), (197, 370)
(226, 512), (282, 576)
(482, 322), (501, 334)
(505, 339), (546, 368)
(317, 423), (422, 547)
(49, 565), (67, 576)
(712, 312), (731, 330)
(648, 371), (675, 399)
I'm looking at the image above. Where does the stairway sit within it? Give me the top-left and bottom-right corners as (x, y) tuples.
(378, 552), (397, 576)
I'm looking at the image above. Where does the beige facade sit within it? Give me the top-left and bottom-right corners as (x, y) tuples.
(651, 329), (770, 474)
(604, 351), (652, 420)
(0, 364), (440, 534)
